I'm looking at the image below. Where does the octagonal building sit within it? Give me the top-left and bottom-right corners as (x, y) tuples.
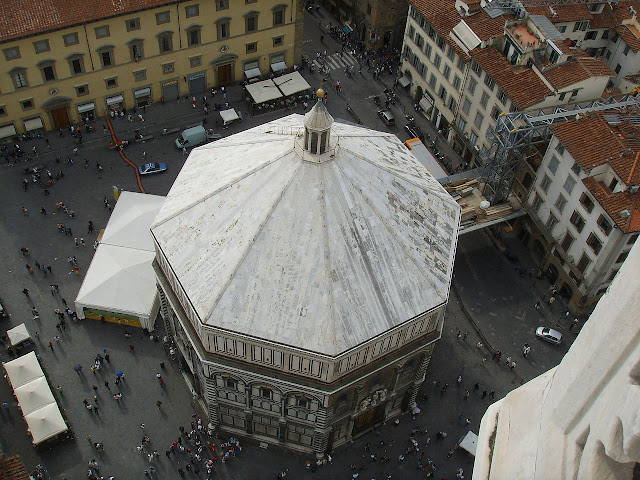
(151, 96), (460, 456)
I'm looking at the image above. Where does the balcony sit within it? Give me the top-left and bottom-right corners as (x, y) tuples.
(505, 23), (541, 54)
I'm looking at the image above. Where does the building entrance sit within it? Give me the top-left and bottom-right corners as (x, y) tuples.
(217, 64), (232, 86)
(50, 106), (70, 130)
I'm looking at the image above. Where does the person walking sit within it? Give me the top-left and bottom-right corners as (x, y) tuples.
(48, 342), (54, 351)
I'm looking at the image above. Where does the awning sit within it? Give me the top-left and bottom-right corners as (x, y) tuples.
(77, 102), (95, 113)
(244, 67), (261, 79)
(134, 88), (151, 98)
(106, 95), (123, 106)
(7, 323), (32, 346)
(419, 96), (434, 113)
(0, 124), (17, 139)
(23, 117), (43, 132)
(271, 61), (287, 72)
(343, 25), (352, 34)
(245, 79), (283, 103)
(273, 71), (312, 97)
(398, 75), (411, 88)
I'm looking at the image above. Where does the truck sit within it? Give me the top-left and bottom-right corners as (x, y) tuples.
(175, 125), (220, 149)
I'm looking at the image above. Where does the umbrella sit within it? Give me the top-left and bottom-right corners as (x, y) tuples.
(74, 364), (82, 372)
(116, 371), (124, 377)
(412, 407), (421, 415)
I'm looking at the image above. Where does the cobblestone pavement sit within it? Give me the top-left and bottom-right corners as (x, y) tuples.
(0, 7), (578, 480)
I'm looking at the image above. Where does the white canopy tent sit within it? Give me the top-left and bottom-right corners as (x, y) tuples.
(3, 352), (68, 444)
(458, 431), (478, 456)
(24, 403), (68, 444)
(220, 108), (240, 126)
(7, 323), (32, 347)
(75, 191), (163, 330)
(245, 79), (283, 104)
(273, 71), (311, 97)
(14, 377), (56, 415)
(3, 352), (42, 388)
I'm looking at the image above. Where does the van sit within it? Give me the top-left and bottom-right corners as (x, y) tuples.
(175, 125), (208, 149)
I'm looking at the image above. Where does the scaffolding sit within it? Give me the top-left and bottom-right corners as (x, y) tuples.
(481, 95), (640, 204)
(491, 0), (627, 18)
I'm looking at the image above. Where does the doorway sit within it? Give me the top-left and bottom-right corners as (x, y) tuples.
(189, 72), (206, 94)
(217, 64), (232, 86)
(50, 106), (70, 130)
(162, 80), (179, 102)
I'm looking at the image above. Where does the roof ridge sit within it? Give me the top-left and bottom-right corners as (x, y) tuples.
(203, 157), (303, 325)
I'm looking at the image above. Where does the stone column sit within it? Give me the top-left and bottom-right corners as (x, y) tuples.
(278, 417), (287, 442)
(244, 410), (253, 434)
(312, 406), (332, 459)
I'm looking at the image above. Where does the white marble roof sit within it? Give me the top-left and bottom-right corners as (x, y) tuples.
(152, 114), (460, 356)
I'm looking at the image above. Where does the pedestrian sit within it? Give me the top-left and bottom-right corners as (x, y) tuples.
(548, 296), (556, 305)
(48, 342), (54, 351)
(473, 383), (480, 391)
(463, 332), (469, 341)
(86, 434), (92, 443)
(156, 400), (162, 409)
(104, 381), (110, 389)
(457, 375), (462, 385)
(88, 221), (94, 233)
(489, 389), (496, 399)
(22, 288), (29, 297)
(534, 301), (540, 310)
(464, 390), (470, 400)
(456, 331), (462, 340)
(182, 147), (187, 156)
(129, 344), (135, 353)
(510, 361), (516, 370)
(92, 385), (98, 393)
(140, 423), (145, 430)
(481, 390), (487, 399)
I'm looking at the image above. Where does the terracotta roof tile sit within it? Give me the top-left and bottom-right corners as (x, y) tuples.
(550, 113), (627, 171)
(0, 0), (174, 42)
(542, 57), (614, 89)
(410, 0), (469, 59)
(526, 3), (592, 23)
(583, 177), (640, 233)
(470, 47), (551, 109)
(616, 24), (640, 52)
(0, 455), (30, 480)
(463, 10), (512, 41)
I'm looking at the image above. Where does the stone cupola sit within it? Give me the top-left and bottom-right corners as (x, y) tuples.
(303, 88), (333, 154)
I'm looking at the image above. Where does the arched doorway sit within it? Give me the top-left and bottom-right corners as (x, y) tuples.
(210, 53), (238, 87)
(42, 96), (72, 130)
(558, 283), (573, 300)
(383, 30), (392, 46)
(532, 239), (546, 262)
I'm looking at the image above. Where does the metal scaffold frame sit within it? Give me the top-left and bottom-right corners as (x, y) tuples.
(481, 95), (640, 204)
(493, 0), (625, 17)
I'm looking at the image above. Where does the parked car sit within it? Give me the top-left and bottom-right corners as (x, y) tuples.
(377, 109), (395, 126)
(138, 162), (167, 175)
(535, 326), (562, 345)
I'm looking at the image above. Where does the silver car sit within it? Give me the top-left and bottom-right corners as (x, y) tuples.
(535, 326), (562, 345)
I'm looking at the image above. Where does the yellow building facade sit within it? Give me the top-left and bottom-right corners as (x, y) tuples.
(0, 0), (303, 138)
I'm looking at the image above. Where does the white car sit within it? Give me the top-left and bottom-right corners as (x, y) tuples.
(535, 326), (562, 345)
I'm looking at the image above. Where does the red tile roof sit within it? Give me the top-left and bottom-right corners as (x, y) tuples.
(0, 455), (30, 480)
(616, 23), (640, 52)
(470, 47), (551, 109)
(0, 0), (174, 43)
(550, 113), (627, 172)
(583, 177), (640, 233)
(526, 3), (592, 23)
(410, 0), (469, 59)
(463, 10), (512, 42)
(542, 56), (614, 89)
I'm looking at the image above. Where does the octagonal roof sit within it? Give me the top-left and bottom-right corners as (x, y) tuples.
(151, 114), (460, 356)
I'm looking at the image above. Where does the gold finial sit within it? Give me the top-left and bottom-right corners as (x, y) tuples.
(316, 88), (325, 98)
